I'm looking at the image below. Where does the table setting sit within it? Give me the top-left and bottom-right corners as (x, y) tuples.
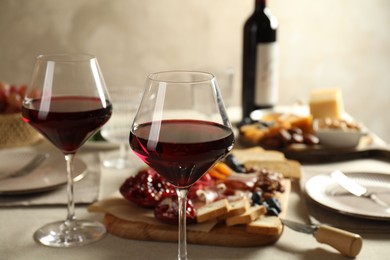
(1, 55), (390, 260)
(0, 147), (100, 207)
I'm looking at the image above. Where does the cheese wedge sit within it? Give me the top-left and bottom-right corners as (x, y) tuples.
(232, 147), (285, 162)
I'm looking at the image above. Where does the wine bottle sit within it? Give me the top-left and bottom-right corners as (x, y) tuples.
(242, 0), (279, 119)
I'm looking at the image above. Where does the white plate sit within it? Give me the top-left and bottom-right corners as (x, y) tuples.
(83, 140), (118, 150)
(305, 172), (390, 220)
(250, 105), (310, 121)
(0, 152), (87, 195)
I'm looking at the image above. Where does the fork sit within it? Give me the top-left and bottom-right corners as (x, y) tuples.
(0, 153), (48, 181)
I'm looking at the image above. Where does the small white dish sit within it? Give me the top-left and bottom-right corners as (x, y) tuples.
(313, 119), (365, 148)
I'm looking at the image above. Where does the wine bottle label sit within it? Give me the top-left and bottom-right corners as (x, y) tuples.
(254, 42), (279, 107)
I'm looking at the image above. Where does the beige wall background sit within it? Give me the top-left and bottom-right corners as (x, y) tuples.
(1, 0), (389, 142)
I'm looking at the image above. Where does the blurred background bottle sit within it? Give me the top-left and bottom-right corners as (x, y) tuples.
(242, 0), (279, 120)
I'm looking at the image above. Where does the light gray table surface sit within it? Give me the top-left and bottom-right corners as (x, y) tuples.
(1, 139), (390, 260)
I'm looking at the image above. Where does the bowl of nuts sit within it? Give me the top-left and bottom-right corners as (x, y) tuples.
(0, 81), (42, 148)
(313, 118), (365, 148)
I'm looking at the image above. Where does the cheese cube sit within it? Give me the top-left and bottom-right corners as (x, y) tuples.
(309, 88), (344, 119)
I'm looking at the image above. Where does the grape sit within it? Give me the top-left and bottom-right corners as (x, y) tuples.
(0, 82), (27, 114)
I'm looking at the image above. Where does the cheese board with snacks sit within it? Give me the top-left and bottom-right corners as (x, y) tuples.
(89, 148), (298, 247)
(238, 101), (390, 164)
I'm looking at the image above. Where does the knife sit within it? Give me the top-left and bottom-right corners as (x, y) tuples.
(331, 170), (389, 207)
(281, 218), (363, 258)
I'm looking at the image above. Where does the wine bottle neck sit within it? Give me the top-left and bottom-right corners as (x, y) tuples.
(255, 0), (266, 10)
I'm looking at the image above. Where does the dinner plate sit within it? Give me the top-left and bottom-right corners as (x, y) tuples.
(305, 172), (390, 220)
(0, 152), (87, 195)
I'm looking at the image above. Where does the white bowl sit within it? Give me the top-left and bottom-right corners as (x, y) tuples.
(313, 119), (364, 148)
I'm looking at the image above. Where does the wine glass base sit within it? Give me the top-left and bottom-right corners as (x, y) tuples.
(102, 158), (133, 170)
(33, 219), (106, 247)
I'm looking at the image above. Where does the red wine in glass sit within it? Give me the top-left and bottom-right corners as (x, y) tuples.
(22, 53), (112, 248)
(22, 96), (112, 154)
(130, 119), (234, 188)
(130, 71), (234, 259)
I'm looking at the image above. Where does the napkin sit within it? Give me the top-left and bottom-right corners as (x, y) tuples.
(0, 153), (101, 207)
(88, 192), (218, 232)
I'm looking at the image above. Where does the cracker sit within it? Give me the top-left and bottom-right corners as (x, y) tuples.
(226, 205), (267, 226)
(196, 199), (230, 223)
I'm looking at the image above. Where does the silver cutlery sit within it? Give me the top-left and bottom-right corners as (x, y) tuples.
(0, 153), (48, 181)
(331, 170), (389, 207)
(281, 218), (363, 258)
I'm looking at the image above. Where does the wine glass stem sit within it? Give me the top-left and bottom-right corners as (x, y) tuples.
(176, 188), (188, 260)
(65, 154), (76, 224)
(119, 143), (128, 160)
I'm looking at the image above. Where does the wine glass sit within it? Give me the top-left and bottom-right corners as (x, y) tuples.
(129, 71), (234, 259)
(21, 53), (112, 247)
(100, 86), (141, 169)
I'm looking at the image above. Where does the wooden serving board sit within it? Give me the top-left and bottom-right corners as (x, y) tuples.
(239, 135), (390, 164)
(104, 214), (282, 247)
(283, 143), (390, 164)
(101, 179), (290, 247)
